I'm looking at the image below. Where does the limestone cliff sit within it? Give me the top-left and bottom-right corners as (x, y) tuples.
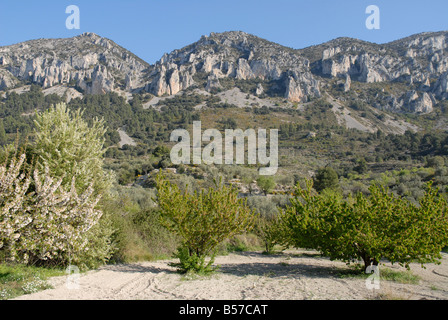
(2, 31), (448, 114)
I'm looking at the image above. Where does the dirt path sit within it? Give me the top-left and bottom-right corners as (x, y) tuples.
(13, 250), (448, 300)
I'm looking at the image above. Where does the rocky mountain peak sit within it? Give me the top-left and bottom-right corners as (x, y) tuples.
(78, 32), (101, 39)
(146, 31), (319, 101)
(0, 32), (149, 94)
(2, 31), (448, 114)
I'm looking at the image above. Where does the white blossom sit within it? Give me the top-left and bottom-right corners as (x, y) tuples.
(0, 153), (102, 264)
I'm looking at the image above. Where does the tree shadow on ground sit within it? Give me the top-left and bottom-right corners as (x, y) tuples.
(99, 262), (177, 275)
(98, 251), (363, 279)
(217, 251), (361, 279)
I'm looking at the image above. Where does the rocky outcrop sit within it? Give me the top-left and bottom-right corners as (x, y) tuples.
(0, 32), (149, 93)
(403, 91), (434, 114)
(143, 31), (321, 102)
(250, 60), (282, 80)
(383, 91), (434, 114)
(284, 71), (320, 103)
(2, 30), (448, 115)
(434, 71), (448, 99)
(77, 65), (115, 95)
(322, 54), (357, 77)
(205, 70), (222, 92)
(298, 32), (448, 113)
(255, 83), (264, 96)
(0, 69), (16, 90)
(314, 33), (448, 88)
(235, 58), (254, 80)
(285, 76), (303, 102)
(344, 74), (351, 92)
(321, 52), (409, 83)
(322, 47), (342, 60)
(146, 63), (196, 96)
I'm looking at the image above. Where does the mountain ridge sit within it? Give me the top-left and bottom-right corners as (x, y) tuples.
(1, 30), (448, 115)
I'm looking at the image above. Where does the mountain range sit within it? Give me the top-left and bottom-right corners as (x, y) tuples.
(2, 30), (448, 119)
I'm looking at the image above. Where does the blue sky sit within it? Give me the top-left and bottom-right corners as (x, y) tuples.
(1, 0), (447, 64)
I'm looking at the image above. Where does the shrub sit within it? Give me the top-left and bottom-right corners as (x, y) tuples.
(155, 174), (257, 273)
(426, 156), (445, 168)
(247, 196), (289, 253)
(104, 186), (178, 263)
(254, 215), (285, 254)
(0, 152), (106, 268)
(0, 103), (116, 268)
(153, 145), (170, 158)
(169, 247), (216, 275)
(256, 176), (276, 195)
(313, 167), (340, 193)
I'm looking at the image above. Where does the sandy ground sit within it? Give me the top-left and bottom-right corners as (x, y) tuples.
(13, 249), (448, 300)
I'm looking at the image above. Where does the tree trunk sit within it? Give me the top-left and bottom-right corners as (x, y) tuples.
(361, 252), (379, 272)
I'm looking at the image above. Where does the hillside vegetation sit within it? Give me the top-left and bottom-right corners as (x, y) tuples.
(1, 31), (448, 299)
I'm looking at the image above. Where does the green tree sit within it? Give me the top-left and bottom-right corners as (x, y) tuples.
(29, 103), (115, 268)
(0, 152), (105, 267)
(155, 174), (257, 273)
(313, 167), (340, 193)
(256, 176), (276, 195)
(354, 158), (368, 174)
(426, 156), (445, 168)
(33, 103), (114, 196)
(152, 145), (170, 158)
(280, 180), (448, 272)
